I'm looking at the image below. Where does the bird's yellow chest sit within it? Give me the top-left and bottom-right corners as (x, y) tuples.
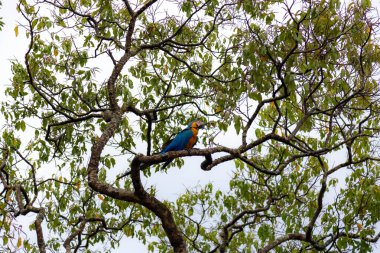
(186, 126), (198, 149)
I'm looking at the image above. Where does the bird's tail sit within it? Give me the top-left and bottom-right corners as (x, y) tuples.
(161, 159), (173, 170)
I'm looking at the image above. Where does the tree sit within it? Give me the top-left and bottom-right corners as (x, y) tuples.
(1, 0), (380, 252)
(0, 1), (4, 31)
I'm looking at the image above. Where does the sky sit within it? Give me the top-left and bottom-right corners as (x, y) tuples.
(0, 0), (234, 197)
(0, 3), (232, 252)
(0, 0), (380, 252)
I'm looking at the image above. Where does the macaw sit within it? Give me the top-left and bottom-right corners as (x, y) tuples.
(160, 120), (206, 169)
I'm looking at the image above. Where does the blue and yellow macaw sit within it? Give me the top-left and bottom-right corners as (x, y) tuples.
(160, 120), (206, 169)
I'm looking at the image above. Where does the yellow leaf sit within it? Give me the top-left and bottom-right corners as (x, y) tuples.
(125, 227), (134, 236)
(14, 25), (19, 37)
(6, 190), (12, 202)
(17, 237), (22, 248)
(163, 65), (168, 74)
(58, 176), (63, 181)
(214, 105), (222, 114)
(97, 194), (104, 201)
(357, 223), (363, 231)
(54, 48), (58, 57)
(75, 181), (81, 190)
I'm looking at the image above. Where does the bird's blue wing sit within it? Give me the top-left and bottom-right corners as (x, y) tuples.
(160, 128), (193, 169)
(161, 129), (193, 153)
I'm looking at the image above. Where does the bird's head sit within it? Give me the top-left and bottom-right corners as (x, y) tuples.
(188, 120), (206, 129)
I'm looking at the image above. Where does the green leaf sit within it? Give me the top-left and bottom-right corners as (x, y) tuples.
(20, 120), (26, 132)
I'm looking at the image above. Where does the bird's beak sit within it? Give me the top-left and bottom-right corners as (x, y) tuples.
(197, 121), (206, 129)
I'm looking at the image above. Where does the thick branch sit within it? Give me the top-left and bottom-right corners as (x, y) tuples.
(258, 233), (306, 253)
(64, 219), (86, 253)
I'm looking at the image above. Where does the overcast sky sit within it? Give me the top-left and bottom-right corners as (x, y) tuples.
(0, 2), (232, 251)
(1, 1), (380, 252)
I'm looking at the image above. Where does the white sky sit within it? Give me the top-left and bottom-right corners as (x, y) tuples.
(0, 1), (380, 252)
(0, 3), (232, 252)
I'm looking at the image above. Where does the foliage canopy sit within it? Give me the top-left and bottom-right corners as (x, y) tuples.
(1, 0), (380, 252)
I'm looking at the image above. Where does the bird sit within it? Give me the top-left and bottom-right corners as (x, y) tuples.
(160, 120), (206, 169)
